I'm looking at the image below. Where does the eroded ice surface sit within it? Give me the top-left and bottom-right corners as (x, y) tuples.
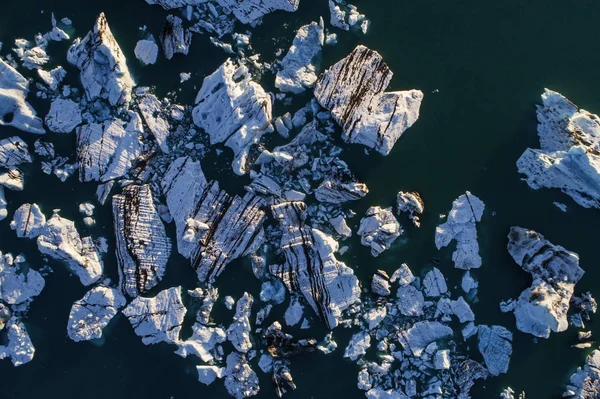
(314, 45), (423, 155)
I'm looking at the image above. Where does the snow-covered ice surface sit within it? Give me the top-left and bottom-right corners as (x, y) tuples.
(435, 191), (485, 270)
(517, 89), (600, 208)
(67, 285), (126, 341)
(192, 59), (273, 175)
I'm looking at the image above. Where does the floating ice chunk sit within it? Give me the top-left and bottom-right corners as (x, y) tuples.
(260, 280), (286, 304)
(197, 365), (225, 385)
(160, 15), (192, 59)
(396, 191), (424, 227)
(224, 352), (260, 399)
(67, 286), (126, 341)
(0, 318), (35, 366)
(270, 202), (360, 329)
(76, 118), (142, 182)
(192, 59), (273, 175)
(314, 45), (422, 155)
(45, 98), (82, 133)
(398, 321), (453, 357)
(138, 93), (171, 153)
(0, 60), (45, 134)
(507, 226), (584, 338)
(371, 270), (391, 296)
(176, 324), (226, 362)
(122, 286), (186, 345)
(357, 206), (401, 257)
(315, 180), (368, 203)
(435, 191), (485, 270)
(0, 252), (45, 305)
(284, 295), (304, 326)
(0, 137), (32, 168)
(67, 13), (134, 106)
(390, 263), (415, 286)
(328, 0), (349, 30)
(365, 388), (407, 399)
(275, 20), (324, 94)
(227, 292), (253, 353)
(180, 72), (191, 83)
(134, 39), (159, 65)
(451, 297), (475, 323)
(330, 215), (352, 237)
(0, 187), (6, 220)
(397, 284), (424, 316)
(113, 184), (171, 297)
(37, 213), (103, 286)
(10, 203), (46, 239)
(37, 66), (66, 91)
(518, 146), (600, 209)
(217, 0), (299, 25)
(434, 349), (451, 370)
(477, 325), (512, 376)
(422, 267), (447, 297)
(344, 331), (371, 361)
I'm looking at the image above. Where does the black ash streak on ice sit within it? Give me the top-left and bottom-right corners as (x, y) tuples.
(0, 1), (599, 399)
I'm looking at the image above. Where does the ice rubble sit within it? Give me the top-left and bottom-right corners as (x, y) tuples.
(563, 349), (600, 399)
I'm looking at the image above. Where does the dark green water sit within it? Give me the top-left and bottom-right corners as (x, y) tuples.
(1, 0), (600, 398)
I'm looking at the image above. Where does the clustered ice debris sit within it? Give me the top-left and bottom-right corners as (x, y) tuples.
(0, 251), (45, 366)
(564, 349), (600, 398)
(517, 89), (600, 208)
(0, 5), (591, 399)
